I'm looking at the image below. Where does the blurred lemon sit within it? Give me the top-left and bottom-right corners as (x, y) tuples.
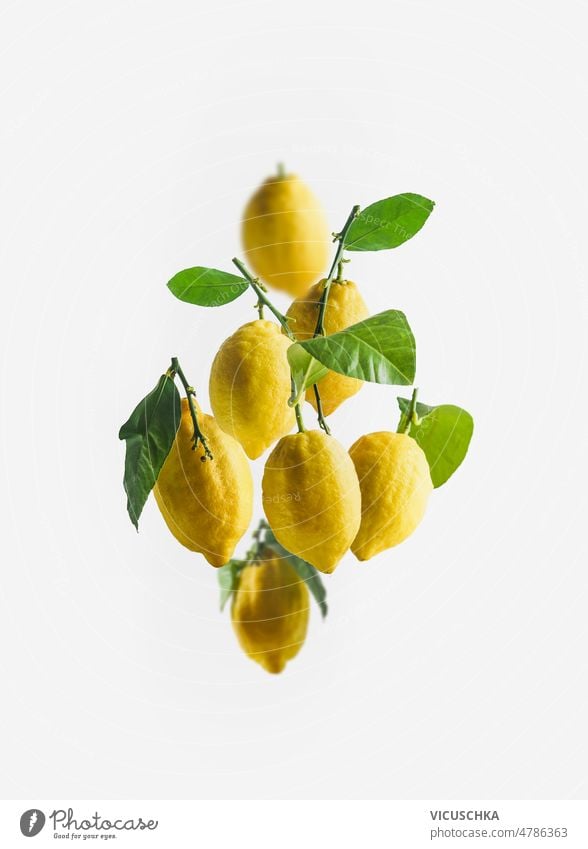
(231, 553), (309, 674)
(242, 169), (329, 298)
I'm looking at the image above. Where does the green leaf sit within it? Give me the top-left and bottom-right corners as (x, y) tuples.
(294, 310), (416, 385)
(397, 398), (474, 488)
(287, 344), (329, 404)
(118, 373), (181, 529)
(263, 529), (328, 619)
(167, 266), (248, 307)
(344, 193), (434, 251)
(217, 560), (243, 611)
(397, 397), (436, 420)
(287, 555), (328, 619)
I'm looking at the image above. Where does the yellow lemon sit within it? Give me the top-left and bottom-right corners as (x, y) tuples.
(231, 552), (310, 674)
(153, 399), (253, 567)
(209, 319), (295, 459)
(241, 170), (329, 298)
(349, 431), (433, 561)
(262, 430), (361, 574)
(285, 278), (369, 415)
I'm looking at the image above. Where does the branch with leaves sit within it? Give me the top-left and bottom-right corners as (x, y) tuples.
(118, 357), (209, 529)
(119, 189), (473, 539)
(217, 519), (328, 619)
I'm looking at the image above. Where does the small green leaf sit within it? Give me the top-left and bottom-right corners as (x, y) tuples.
(167, 266), (248, 307)
(119, 374), (181, 528)
(287, 344), (329, 404)
(397, 397), (436, 421)
(217, 560), (243, 611)
(295, 310), (415, 385)
(344, 194), (434, 251)
(397, 398), (474, 488)
(263, 529), (328, 619)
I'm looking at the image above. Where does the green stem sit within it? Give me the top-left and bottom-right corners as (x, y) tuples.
(170, 357), (213, 460)
(277, 162), (286, 178)
(313, 204), (360, 337)
(245, 518), (267, 562)
(244, 518), (275, 564)
(310, 204), (360, 433)
(398, 387), (419, 435)
(232, 257), (294, 339)
(313, 385), (331, 435)
(294, 402), (306, 433)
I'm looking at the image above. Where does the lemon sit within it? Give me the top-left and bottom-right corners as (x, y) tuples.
(231, 552), (310, 674)
(349, 431), (433, 561)
(209, 319), (295, 459)
(262, 430), (361, 574)
(241, 170), (329, 298)
(153, 399), (253, 567)
(285, 278), (369, 415)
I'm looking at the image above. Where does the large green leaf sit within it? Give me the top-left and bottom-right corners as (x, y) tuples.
(167, 266), (248, 307)
(294, 310), (416, 385)
(344, 194), (434, 251)
(118, 374), (181, 528)
(397, 397), (474, 488)
(287, 344), (329, 404)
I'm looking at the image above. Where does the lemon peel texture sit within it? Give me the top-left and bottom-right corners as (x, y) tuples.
(349, 431), (432, 561)
(154, 399), (253, 567)
(209, 319), (296, 459)
(262, 430), (361, 574)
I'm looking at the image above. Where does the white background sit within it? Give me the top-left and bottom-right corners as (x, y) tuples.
(1, 0), (587, 800)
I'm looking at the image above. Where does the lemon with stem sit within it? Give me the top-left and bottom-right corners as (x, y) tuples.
(154, 398), (253, 567)
(209, 318), (296, 459)
(285, 277), (369, 415)
(349, 396), (433, 560)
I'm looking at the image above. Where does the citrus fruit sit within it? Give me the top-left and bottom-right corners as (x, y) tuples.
(262, 430), (361, 574)
(153, 398), (253, 567)
(209, 319), (295, 459)
(231, 552), (310, 674)
(349, 431), (433, 560)
(241, 170), (329, 298)
(285, 278), (369, 415)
